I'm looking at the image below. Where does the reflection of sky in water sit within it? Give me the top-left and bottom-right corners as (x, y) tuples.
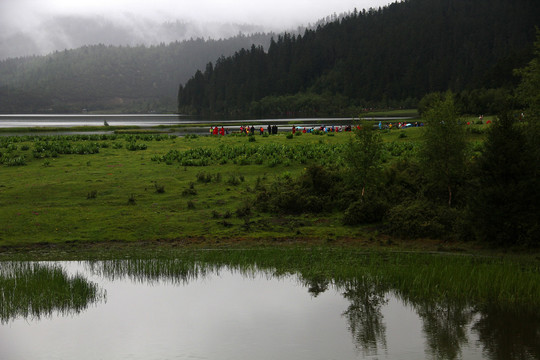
(0, 114), (412, 128)
(0, 261), (491, 360)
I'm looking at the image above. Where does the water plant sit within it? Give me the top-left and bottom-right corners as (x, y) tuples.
(0, 262), (104, 323)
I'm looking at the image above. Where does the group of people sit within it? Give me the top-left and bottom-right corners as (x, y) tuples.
(292, 125), (351, 133)
(209, 122), (425, 136)
(209, 125), (280, 136)
(379, 121), (423, 130)
(209, 126), (229, 136)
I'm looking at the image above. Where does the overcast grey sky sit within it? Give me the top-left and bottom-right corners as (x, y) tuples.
(1, 0), (393, 31)
(0, 0), (394, 58)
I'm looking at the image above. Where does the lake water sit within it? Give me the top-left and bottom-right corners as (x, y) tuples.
(1, 261), (538, 360)
(0, 114), (413, 136)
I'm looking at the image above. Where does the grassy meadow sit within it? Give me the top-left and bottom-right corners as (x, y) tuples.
(0, 118), (512, 250)
(0, 129), (367, 247)
(1, 121), (539, 312)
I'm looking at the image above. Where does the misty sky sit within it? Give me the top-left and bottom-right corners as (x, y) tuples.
(0, 0), (393, 58)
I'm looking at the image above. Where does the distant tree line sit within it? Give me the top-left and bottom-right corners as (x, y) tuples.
(178, 0), (539, 117)
(0, 33), (273, 113)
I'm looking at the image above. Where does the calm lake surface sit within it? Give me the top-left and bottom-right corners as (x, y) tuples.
(1, 260), (538, 360)
(0, 114), (413, 136)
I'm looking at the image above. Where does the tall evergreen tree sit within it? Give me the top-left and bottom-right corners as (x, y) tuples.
(469, 111), (539, 246)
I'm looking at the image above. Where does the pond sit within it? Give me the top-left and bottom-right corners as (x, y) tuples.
(1, 259), (538, 360)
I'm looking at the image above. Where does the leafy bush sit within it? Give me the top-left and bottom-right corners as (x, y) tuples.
(226, 174), (242, 186)
(182, 182), (197, 196)
(126, 142), (147, 151)
(196, 171), (213, 183)
(384, 199), (460, 239)
(255, 164), (342, 214)
(235, 202), (252, 218)
(343, 197), (388, 225)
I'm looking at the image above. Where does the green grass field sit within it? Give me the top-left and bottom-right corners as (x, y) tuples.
(0, 131), (358, 246)
(0, 121), (496, 249)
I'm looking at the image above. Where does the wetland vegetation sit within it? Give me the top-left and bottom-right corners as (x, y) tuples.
(1, 248), (539, 359)
(0, 100), (538, 360)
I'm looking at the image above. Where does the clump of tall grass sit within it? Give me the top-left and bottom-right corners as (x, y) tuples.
(182, 182), (197, 196)
(154, 183), (165, 193)
(226, 174), (244, 186)
(0, 262), (104, 323)
(235, 202), (252, 218)
(87, 190), (98, 199)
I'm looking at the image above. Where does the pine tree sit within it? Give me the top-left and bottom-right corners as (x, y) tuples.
(469, 112), (539, 246)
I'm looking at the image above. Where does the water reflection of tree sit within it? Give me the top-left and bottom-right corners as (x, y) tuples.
(340, 277), (389, 356)
(303, 276), (330, 297)
(412, 300), (475, 360)
(0, 262), (104, 323)
(473, 307), (540, 360)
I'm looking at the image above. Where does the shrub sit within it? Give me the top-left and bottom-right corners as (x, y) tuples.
(343, 197), (388, 225)
(384, 199), (460, 239)
(235, 202), (252, 218)
(126, 142), (147, 151)
(255, 164), (341, 214)
(182, 183), (197, 196)
(227, 174), (242, 186)
(196, 171), (213, 183)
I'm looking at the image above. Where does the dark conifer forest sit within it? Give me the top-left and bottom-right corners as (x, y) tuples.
(178, 0), (539, 117)
(0, 0), (538, 115)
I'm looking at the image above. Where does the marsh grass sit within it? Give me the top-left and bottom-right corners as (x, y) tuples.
(0, 262), (103, 323)
(71, 248), (540, 312)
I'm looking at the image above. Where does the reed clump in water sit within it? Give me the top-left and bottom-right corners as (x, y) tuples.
(0, 262), (104, 323)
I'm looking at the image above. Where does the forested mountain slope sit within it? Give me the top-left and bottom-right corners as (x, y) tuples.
(178, 0), (539, 117)
(0, 33), (272, 113)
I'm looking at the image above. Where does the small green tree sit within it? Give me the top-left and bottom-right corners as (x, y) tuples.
(345, 121), (384, 200)
(419, 92), (468, 207)
(342, 122), (387, 225)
